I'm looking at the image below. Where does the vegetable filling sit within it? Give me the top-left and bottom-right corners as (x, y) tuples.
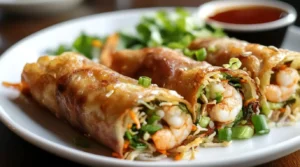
(123, 100), (192, 160)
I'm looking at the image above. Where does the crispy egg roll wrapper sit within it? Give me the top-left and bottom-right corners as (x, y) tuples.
(21, 52), (193, 156)
(108, 48), (260, 118)
(189, 37), (300, 91)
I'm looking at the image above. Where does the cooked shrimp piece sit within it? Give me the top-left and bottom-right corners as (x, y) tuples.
(208, 83), (243, 123)
(265, 67), (299, 103)
(152, 106), (193, 151)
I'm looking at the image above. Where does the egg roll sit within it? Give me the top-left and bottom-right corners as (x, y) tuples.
(105, 48), (261, 126)
(189, 37), (300, 123)
(21, 52), (193, 160)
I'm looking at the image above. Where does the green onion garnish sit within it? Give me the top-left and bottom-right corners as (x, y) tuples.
(183, 48), (207, 61)
(130, 141), (148, 150)
(218, 128), (232, 142)
(147, 114), (161, 124)
(251, 115), (270, 135)
(232, 126), (254, 139)
(223, 58), (242, 70)
(215, 92), (223, 103)
(141, 124), (162, 134)
(178, 103), (189, 113)
(138, 76), (152, 87)
(208, 46), (217, 53)
(233, 110), (243, 126)
(125, 130), (133, 141)
(268, 102), (284, 110)
(196, 85), (205, 99)
(198, 116), (210, 128)
(195, 48), (207, 61)
(183, 48), (194, 57)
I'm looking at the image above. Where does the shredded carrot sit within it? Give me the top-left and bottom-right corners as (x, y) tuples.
(192, 124), (197, 131)
(279, 108), (286, 113)
(112, 152), (122, 159)
(174, 153), (183, 161)
(127, 124), (132, 129)
(279, 64), (287, 70)
(129, 110), (141, 129)
(158, 149), (168, 155)
(240, 79), (247, 83)
(123, 140), (130, 150)
(91, 39), (102, 48)
(2, 81), (30, 94)
(221, 80), (229, 84)
(244, 98), (257, 106)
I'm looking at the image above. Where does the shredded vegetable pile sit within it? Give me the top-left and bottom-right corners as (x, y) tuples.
(47, 8), (225, 61)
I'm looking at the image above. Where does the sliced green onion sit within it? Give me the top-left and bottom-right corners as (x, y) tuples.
(268, 102), (284, 110)
(208, 46), (217, 53)
(251, 115), (270, 135)
(183, 48), (194, 57)
(138, 76), (152, 87)
(196, 85), (204, 99)
(223, 74), (242, 89)
(178, 103), (189, 113)
(215, 92), (223, 103)
(195, 48), (207, 61)
(141, 124), (162, 134)
(261, 100), (271, 116)
(183, 48), (207, 61)
(218, 128), (232, 142)
(230, 83), (242, 89)
(233, 110), (243, 126)
(147, 115), (161, 124)
(223, 58), (242, 70)
(168, 42), (185, 49)
(198, 116), (210, 128)
(125, 130), (133, 141)
(232, 126), (254, 139)
(130, 141), (148, 150)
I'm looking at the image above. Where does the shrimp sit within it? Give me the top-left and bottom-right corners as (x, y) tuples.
(265, 67), (299, 103)
(152, 106), (193, 151)
(208, 83), (243, 123)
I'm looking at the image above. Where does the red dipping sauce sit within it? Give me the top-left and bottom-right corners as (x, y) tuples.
(208, 6), (288, 24)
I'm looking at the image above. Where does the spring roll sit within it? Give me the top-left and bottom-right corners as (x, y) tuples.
(105, 48), (261, 126)
(189, 37), (300, 123)
(21, 52), (194, 160)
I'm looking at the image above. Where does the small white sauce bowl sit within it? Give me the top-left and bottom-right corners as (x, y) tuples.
(197, 0), (297, 46)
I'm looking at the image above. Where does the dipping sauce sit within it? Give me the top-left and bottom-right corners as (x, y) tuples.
(208, 6), (287, 24)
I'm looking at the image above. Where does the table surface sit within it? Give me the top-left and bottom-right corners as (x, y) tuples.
(0, 0), (299, 166)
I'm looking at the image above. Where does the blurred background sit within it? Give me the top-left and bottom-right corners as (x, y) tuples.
(0, 0), (299, 54)
(0, 0), (299, 166)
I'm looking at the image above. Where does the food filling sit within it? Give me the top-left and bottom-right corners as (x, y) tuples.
(121, 100), (192, 160)
(264, 64), (300, 125)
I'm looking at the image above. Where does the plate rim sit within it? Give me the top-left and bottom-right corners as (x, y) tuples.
(1, 7), (300, 167)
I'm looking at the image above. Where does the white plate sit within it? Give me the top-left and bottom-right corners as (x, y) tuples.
(0, 8), (300, 167)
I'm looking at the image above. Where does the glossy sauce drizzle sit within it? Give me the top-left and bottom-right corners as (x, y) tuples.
(208, 6), (287, 24)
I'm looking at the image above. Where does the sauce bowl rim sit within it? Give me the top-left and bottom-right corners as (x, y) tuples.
(197, 0), (297, 32)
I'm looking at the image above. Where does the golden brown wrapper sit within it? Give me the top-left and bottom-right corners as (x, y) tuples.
(107, 48), (260, 120)
(189, 37), (300, 90)
(189, 37), (300, 116)
(21, 52), (192, 156)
